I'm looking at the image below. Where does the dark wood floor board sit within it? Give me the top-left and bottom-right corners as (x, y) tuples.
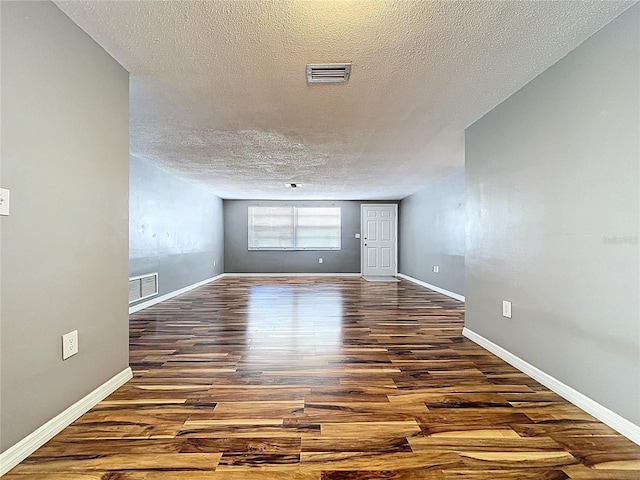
(8, 453), (221, 473)
(180, 437), (302, 454)
(301, 436), (413, 453)
(6, 276), (639, 478)
(217, 452), (301, 468)
(563, 464), (640, 479)
(442, 470), (571, 480)
(408, 435), (567, 452)
(551, 435), (640, 468)
(457, 450), (579, 469)
(511, 420), (621, 438)
(299, 451), (465, 470)
(3, 474), (107, 480)
(321, 470), (444, 480)
(176, 422), (322, 439)
(5, 472), (322, 480)
(30, 438), (187, 456)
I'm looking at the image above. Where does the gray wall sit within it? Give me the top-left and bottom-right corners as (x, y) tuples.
(399, 170), (465, 296)
(465, 5), (639, 426)
(1, 1), (130, 452)
(130, 156), (224, 299)
(224, 200), (365, 273)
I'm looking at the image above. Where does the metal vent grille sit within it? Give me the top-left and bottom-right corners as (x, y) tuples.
(129, 272), (158, 304)
(306, 63), (351, 83)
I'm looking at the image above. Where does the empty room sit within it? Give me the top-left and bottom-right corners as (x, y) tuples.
(1, 0), (639, 478)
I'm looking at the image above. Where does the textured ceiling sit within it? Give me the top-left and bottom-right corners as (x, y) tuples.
(55, 0), (634, 200)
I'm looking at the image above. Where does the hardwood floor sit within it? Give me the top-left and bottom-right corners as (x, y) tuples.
(6, 277), (640, 479)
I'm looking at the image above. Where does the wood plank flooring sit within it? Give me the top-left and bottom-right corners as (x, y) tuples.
(6, 277), (640, 479)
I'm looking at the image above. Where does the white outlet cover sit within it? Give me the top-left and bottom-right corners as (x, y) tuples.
(0, 188), (10, 216)
(355, 233), (361, 239)
(319, 258), (323, 264)
(62, 330), (79, 360)
(502, 301), (512, 319)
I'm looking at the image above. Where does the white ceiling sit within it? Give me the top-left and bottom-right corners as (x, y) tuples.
(55, 0), (634, 200)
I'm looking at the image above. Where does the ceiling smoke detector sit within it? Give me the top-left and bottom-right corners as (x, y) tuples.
(306, 63), (351, 83)
(285, 183), (300, 188)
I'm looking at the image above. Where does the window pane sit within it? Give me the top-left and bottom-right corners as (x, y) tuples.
(295, 207), (341, 249)
(248, 206), (294, 249)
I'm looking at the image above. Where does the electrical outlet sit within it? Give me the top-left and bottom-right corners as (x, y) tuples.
(0, 188), (10, 216)
(433, 265), (439, 273)
(62, 330), (79, 360)
(502, 301), (512, 319)
(318, 258), (323, 264)
(355, 233), (361, 239)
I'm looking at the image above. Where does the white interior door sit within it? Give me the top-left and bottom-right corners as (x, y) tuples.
(361, 204), (397, 276)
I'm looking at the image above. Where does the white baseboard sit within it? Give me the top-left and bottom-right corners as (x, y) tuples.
(0, 367), (133, 476)
(223, 273), (361, 277)
(462, 327), (640, 446)
(397, 273), (465, 302)
(129, 274), (224, 313)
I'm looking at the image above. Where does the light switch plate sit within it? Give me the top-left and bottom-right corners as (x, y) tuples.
(502, 301), (512, 319)
(0, 188), (10, 216)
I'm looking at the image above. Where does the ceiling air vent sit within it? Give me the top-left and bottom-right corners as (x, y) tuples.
(306, 63), (351, 83)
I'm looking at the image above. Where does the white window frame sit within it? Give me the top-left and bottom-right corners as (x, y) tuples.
(248, 205), (342, 251)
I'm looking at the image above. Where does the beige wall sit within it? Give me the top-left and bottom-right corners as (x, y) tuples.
(1, 1), (130, 451)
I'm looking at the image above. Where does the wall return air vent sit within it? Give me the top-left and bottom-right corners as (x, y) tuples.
(306, 63), (351, 83)
(129, 272), (158, 304)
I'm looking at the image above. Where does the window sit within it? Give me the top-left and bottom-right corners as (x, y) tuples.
(248, 206), (341, 250)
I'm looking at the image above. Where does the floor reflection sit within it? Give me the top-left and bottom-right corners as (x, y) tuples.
(244, 283), (344, 364)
